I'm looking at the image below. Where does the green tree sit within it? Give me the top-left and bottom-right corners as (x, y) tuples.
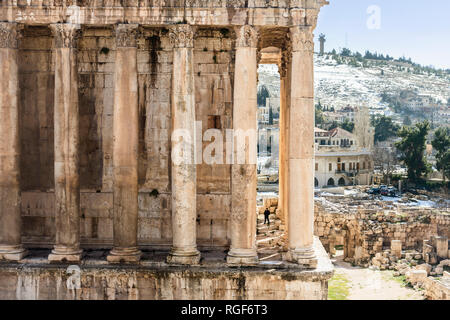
(372, 115), (400, 143)
(339, 119), (355, 133)
(328, 121), (339, 131)
(257, 85), (270, 106)
(315, 104), (325, 126)
(341, 48), (352, 57)
(432, 127), (450, 181)
(396, 121), (431, 183)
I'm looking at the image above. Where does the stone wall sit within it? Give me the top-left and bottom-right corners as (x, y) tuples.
(0, 265), (329, 300)
(314, 200), (450, 265)
(18, 26), (236, 249)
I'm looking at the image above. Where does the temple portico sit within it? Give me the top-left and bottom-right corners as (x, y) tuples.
(0, 0), (330, 282)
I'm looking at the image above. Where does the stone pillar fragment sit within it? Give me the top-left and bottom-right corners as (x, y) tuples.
(227, 25), (259, 266)
(391, 240), (402, 259)
(166, 25), (200, 265)
(286, 26), (317, 268)
(0, 23), (27, 261)
(107, 24), (142, 263)
(48, 23), (82, 262)
(436, 237), (448, 260)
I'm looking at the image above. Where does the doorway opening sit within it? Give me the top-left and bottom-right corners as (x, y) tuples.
(256, 63), (280, 202)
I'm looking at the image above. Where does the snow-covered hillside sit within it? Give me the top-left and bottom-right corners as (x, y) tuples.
(314, 54), (449, 111)
(257, 54), (450, 113)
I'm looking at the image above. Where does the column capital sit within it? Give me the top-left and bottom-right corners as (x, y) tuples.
(290, 26), (314, 53)
(234, 25), (258, 48)
(50, 23), (80, 48)
(115, 24), (139, 48)
(168, 24), (195, 48)
(0, 22), (22, 49)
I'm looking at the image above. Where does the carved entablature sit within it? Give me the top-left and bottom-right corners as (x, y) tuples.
(235, 25), (258, 48)
(168, 25), (195, 48)
(185, 0), (245, 8)
(50, 23), (80, 48)
(0, 23), (20, 49)
(1, 0), (326, 8)
(1, 1), (328, 27)
(115, 24), (139, 48)
(290, 26), (314, 53)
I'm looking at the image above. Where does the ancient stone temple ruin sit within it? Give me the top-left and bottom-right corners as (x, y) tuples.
(0, 0), (332, 300)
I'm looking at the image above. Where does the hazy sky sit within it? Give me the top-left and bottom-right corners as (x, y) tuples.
(314, 0), (450, 69)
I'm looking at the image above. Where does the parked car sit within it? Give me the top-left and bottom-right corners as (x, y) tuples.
(368, 187), (381, 195)
(381, 187), (398, 197)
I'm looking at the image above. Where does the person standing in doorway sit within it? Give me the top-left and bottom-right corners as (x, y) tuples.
(264, 208), (271, 226)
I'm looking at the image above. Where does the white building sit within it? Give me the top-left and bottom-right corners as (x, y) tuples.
(314, 107), (375, 187)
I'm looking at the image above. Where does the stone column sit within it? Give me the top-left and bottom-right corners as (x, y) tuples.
(48, 24), (82, 262)
(286, 26), (317, 268)
(278, 68), (286, 225)
(166, 25), (200, 265)
(436, 237), (448, 260)
(0, 23), (27, 261)
(107, 24), (141, 263)
(227, 25), (259, 266)
(391, 240), (402, 259)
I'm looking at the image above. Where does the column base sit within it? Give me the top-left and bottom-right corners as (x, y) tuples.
(227, 248), (259, 266)
(284, 247), (318, 269)
(0, 245), (28, 261)
(167, 248), (201, 265)
(107, 247), (141, 263)
(48, 246), (82, 263)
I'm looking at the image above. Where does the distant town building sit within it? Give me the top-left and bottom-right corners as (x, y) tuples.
(314, 107), (375, 187)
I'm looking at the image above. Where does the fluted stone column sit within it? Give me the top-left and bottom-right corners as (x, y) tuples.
(287, 26), (317, 268)
(0, 23), (27, 261)
(48, 24), (82, 263)
(227, 25), (259, 266)
(107, 24), (141, 263)
(278, 61), (288, 226)
(167, 25), (200, 265)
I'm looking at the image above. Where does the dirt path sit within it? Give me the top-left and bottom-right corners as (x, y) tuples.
(329, 256), (424, 300)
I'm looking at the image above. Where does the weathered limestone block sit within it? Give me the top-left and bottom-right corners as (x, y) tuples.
(406, 269), (428, 285)
(391, 240), (402, 259)
(436, 237), (448, 260)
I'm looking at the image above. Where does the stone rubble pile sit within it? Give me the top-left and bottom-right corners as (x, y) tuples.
(313, 187), (450, 300)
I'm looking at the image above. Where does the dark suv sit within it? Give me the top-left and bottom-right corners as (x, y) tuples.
(381, 187), (398, 197)
(368, 187), (381, 195)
